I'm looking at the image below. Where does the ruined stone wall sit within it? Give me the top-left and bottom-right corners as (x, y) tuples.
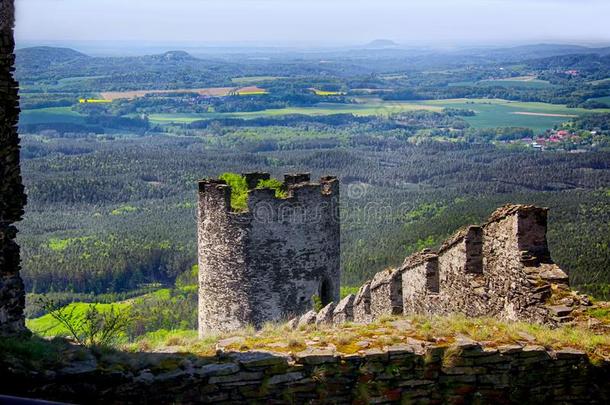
(0, 0), (27, 336)
(401, 251), (439, 315)
(297, 204), (581, 330)
(397, 205), (575, 325)
(370, 268), (402, 319)
(3, 343), (608, 404)
(434, 226), (487, 316)
(198, 173), (340, 334)
(353, 281), (372, 323)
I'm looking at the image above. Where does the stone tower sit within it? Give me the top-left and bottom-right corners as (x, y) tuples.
(197, 172), (340, 335)
(0, 0), (27, 336)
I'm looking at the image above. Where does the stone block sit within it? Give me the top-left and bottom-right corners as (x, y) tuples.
(332, 294), (355, 325)
(297, 310), (317, 328)
(315, 302), (335, 325)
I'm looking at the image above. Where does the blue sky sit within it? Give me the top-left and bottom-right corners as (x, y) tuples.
(14, 0), (610, 46)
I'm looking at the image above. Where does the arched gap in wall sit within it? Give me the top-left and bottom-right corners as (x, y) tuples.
(320, 278), (332, 306)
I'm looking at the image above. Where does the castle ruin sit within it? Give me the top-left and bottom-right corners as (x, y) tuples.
(197, 172), (340, 335)
(291, 203), (587, 329)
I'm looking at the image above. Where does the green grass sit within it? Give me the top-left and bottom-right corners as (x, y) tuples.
(450, 77), (555, 89)
(218, 173), (288, 210)
(587, 306), (610, 323)
(589, 96), (610, 106)
(147, 102), (441, 124)
(340, 286), (359, 298)
(27, 302), (130, 336)
(219, 172), (249, 211)
(122, 313), (610, 361)
(148, 98), (610, 133)
(418, 99), (610, 133)
(256, 178), (287, 198)
(20, 106), (85, 125)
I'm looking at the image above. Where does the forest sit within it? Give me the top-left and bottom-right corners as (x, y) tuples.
(18, 126), (610, 302)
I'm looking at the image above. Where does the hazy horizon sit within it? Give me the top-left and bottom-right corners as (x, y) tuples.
(15, 0), (610, 49)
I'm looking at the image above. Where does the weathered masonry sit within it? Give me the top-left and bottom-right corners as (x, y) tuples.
(3, 342), (609, 404)
(293, 204), (589, 329)
(0, 0), (27, 336)
(197, 172), (340, 335)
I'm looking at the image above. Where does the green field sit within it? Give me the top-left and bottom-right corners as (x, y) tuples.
(27, 302), (130, 336)
(19, 107), (85, 125)
(418, 99), (610, 132)
(148, 98), (610, 133)
(147, 101), (442, 124)
(21, 99), (610, 133)
(449, 76), (555, 89)
(590, 96), (610, 106)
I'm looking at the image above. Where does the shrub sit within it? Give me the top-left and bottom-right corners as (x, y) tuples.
(312, 294), (323, 312)
(257, 178), (288, 198)
(37, 297), (131, 348)
(219, 172), (249, 211)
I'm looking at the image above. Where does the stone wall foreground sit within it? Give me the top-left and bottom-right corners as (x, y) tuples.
(291, 204), (589, 330)
(2, 340), (608, 404)
(0, 0), (27, 336)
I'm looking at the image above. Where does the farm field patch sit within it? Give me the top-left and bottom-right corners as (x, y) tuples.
(231, 76), (283, 84)
(101, 86), (267, 100)
(147, 101), (442, 124)
(449, 76), (555, 89)
(19, 107), (85, 125)
(417, 99), (610, 132)
(311, 88), (346, 96)
(511, 112), (578, 118)
(589, 96), (610, 106)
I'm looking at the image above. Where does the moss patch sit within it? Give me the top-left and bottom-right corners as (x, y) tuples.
(219, 172), (249, 211)
(256, 178), (288, 198)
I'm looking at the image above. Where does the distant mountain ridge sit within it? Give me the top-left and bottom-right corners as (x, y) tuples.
(463, 43), (610, 61)
(364, 39), (399, 49)
(147, 50), (197, 61)
(16, 46), (89, 66)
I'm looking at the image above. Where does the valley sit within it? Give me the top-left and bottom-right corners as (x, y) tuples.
(13, 43), (610, 338)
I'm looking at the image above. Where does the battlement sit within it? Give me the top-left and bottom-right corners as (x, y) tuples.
(484, 204), (551, 265)
(197, 171), (340, 334)
(198, 173), (339, 216)
(289, 204), (584, 330)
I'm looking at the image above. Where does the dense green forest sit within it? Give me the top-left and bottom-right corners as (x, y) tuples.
(18, 127), (610, 301)
(14, 44), (610, 321)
